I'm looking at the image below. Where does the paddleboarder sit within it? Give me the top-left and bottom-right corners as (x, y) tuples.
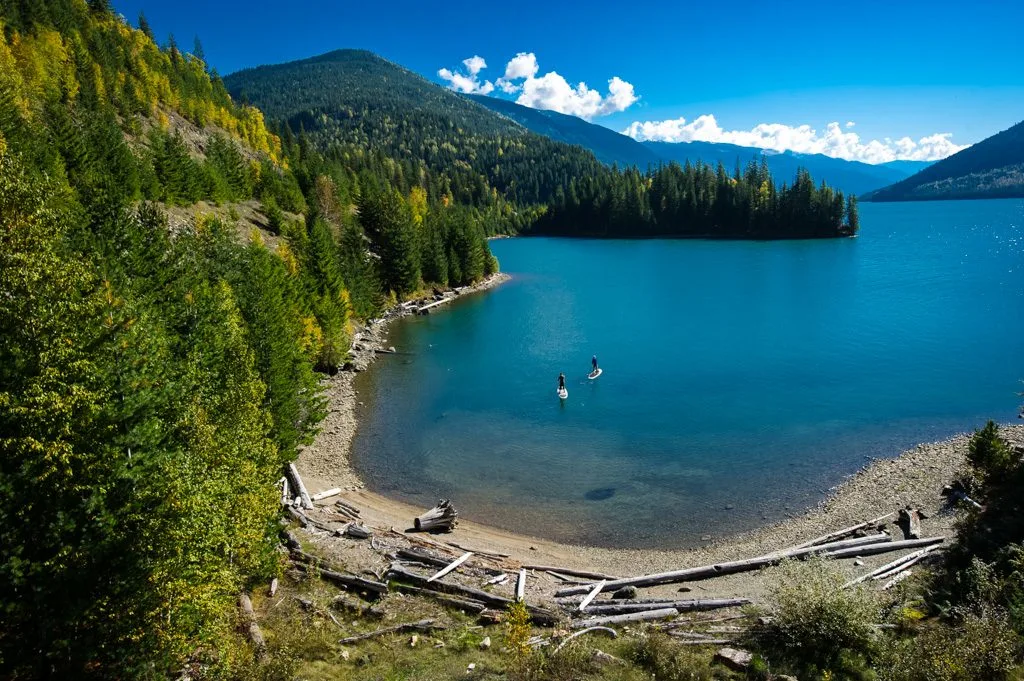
(592, 355), (599, 372)
(558, 372), (566, 391)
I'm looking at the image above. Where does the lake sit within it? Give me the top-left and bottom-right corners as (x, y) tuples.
(352, 199), (1024, 548)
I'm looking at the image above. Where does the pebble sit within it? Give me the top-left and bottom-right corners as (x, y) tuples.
(479, 636), (491, 650)
(409, 635), (418, 647)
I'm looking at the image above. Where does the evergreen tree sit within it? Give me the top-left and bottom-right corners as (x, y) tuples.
(359, 187), (420, 296)
(137, 11), (153, 40)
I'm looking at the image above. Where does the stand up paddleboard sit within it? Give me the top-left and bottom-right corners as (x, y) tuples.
(557, 387), (568, 399)
(588, 368), (603, 380)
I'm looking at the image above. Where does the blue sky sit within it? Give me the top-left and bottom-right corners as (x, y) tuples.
(111, 0), (1023, 163)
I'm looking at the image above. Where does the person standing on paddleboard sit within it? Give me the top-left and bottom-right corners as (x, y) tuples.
(592, 355), (598, 372)
(558, 372), (566, 391)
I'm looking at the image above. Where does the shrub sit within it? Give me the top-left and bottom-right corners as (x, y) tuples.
(622, 632), (715, 681)
(878, 609), (1020, 681)
(967, 421), (1017, 483)
(751, 557), (880, 679)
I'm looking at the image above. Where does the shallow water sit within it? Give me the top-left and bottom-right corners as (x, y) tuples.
(352, 199), (1024, 548)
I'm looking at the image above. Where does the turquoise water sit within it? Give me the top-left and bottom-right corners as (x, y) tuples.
(352, 199), (1024, 548)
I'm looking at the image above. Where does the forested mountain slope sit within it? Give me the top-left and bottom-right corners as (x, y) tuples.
(864, 120), (1024, 201)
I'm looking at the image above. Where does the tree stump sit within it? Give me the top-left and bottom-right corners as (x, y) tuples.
(414, 499), (458, 532)
(897, 507), (922, 540)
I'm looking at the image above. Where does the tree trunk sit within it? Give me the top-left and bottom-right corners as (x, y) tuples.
(555, 533), (892, 597)
(239, 592), (266, 658)
(571, 607), (679, 628)
(287, 463), (314, 509)
(414, 499), (458, 532)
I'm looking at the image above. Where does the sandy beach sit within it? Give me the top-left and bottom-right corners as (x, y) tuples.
(294, 273), (1024, 601)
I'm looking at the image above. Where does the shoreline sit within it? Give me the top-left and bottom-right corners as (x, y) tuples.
(295, 274), (1024, 598)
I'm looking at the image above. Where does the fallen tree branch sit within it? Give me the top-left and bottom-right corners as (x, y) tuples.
(553, 626), (617, 655)
(788, 512), (897, 551)
(574, 598), (751, 616)
(843, 545), (940, 588)
(338, 619), (445, 644)
(578, 580), (607, 612)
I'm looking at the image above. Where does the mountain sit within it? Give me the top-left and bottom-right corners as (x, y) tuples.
(465, 93), (662, 168)
(465, 94), (928, 196)
(864, 120), (1024, 201)
(225, 50), (605, 212)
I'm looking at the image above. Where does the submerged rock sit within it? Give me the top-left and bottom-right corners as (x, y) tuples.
(584, 487), (616, 501)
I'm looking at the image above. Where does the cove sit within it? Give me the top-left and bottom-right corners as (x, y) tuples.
(352, 199), (1024, 549)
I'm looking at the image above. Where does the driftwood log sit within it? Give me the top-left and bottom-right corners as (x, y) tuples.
(843, 545), (940, 588)
(332, 593), (385, 618)
(344, 523), (372, 539)
(897, 508), (923, 540)
(392, 583), (487, 613)
(552, 626), (618, 654)
(427, 552), (473, 582)
(311, 488), (341, 502)
(338, 619), (445, 644)
(290, 552), (388, 596)
(556, 533), (891, 597)
(287, 463), (314, 509)
(942, 484), (982, 510)
(821, 536), (943, 560)
(414, 500), (458, 532)
(578, 580), (607, 612)
(387, 563), (559, 625)
(570, 598), (750, 616)
(516, 568), (527, 602)
(396, 547), (453, 568)
(239, 593), (266, 658)
(571, 608), (679, 628)
(523, 565), (619, 580)
(788, 512), (896, 551)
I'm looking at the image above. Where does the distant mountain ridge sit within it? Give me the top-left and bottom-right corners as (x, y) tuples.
(467, 94), (932, 196)
(864, 119), (1024, 201)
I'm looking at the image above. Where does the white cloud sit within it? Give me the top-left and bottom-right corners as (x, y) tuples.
(437, 55), (494, 95)
(441, 52), (638, 119)
(462, 55), (487, 76)
(621, 115), (967, 163)
(498, 52), (637, 119)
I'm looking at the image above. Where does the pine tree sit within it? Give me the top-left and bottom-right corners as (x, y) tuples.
(137, 11), (154, 40)
(359, 187), (420, 296)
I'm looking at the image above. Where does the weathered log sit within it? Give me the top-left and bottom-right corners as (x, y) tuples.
(843, 545), (939, 588)
(239, 593), (266, 658)
(553, 626), (617, 654)
(344, 523), (372, 539)
(822, 536), (943, 560)
(392, 583), (487, 613)
(279, 477), (290, 507)
(281, 529), (301, 551)
(522, 565), (619, 580)
(285, 505), (309, 528)
(578, 580), (607, 612)
(516, 568), (527, 602)
(427, 552), (473, 582)
(332, 593), (385, 618)
(882, 570), (913, 590)
(268, 578), (279, 597)
(414, 499), (458, 532)
(486, 573), (509, 586)
(574, 598), (751, 616)
(789, 512), (897, 550)
(898, 508), (923, 540)
(547, 570), (589, 584)
(290, 554), (388, 595)
(714, 647), (753, 669)
(556, 533), (892, 597)
(312, 488), (342, 502)
(386, 563), (559, 625)
(396, 547), (453, 568)
(446, 541), (510, 559)
(338, 619), (445, 644)
(571, 608), (679, 628)
(334, 498), (362, 516)
(873, 546), (938, 580)
(287, 463), (314, 509)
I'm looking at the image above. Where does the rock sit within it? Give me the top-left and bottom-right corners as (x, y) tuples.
(479, 636), (491, 650)
(466, 662), (476, 672)
(388, 346), (396, 353)
(677, 586), (692, 593)
(701, 535), (712, 541)
(409, 635), (418, 647)
(591, 649), (627, 666)
(340, 649), (350, 660)
(724, 504), (735, 510)
(776, 676), (798, 681)
(854, 559), (864, 566)
(713, 647), (753, 672)
(611, 586), (638, 600)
